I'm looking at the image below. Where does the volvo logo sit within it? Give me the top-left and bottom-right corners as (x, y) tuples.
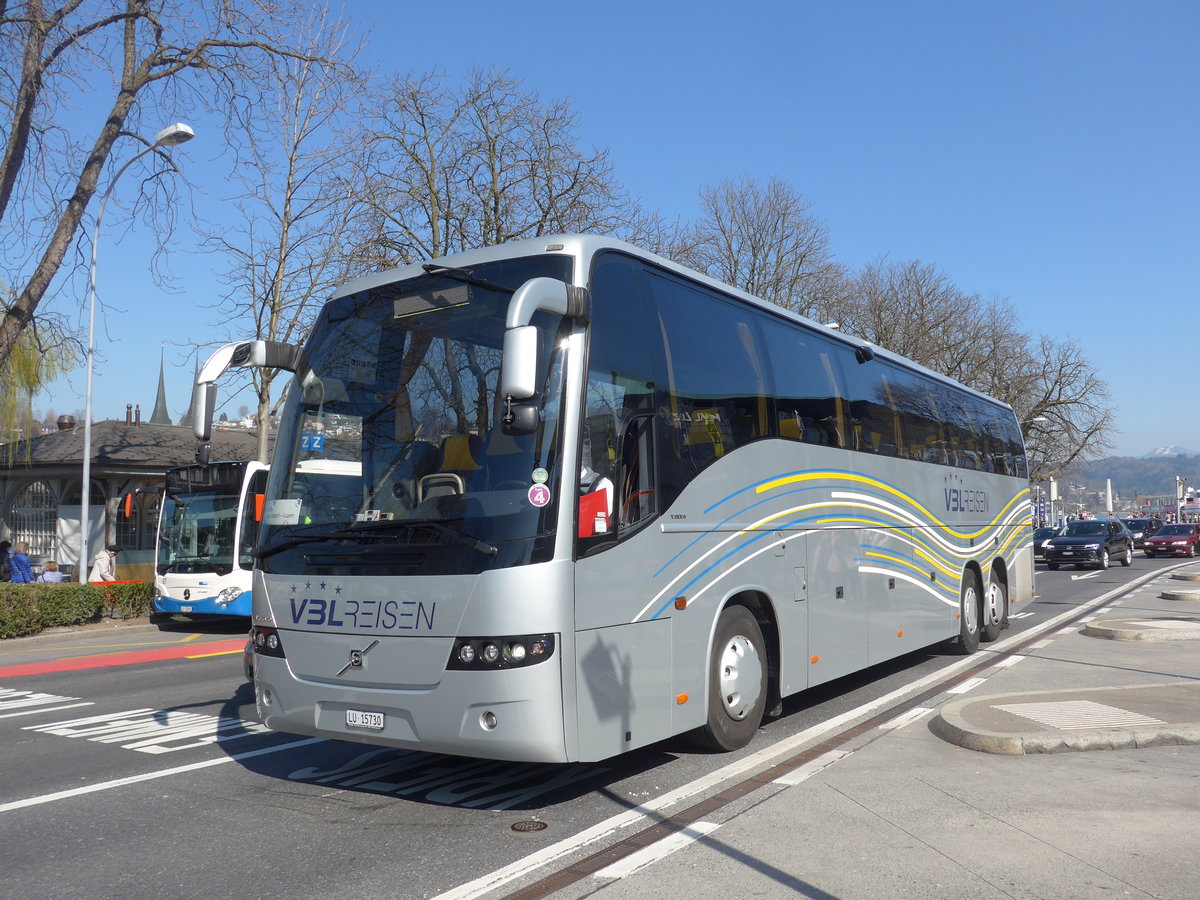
(336, 639), (380, 676)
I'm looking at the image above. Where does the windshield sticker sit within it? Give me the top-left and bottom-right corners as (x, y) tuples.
(265, 498), (303, 525)
(531, 467), (549, 484)
(301, 433), (325, 452)
(528, 484), (551, 508)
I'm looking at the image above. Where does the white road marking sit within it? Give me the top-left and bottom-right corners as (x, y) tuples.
(1071, 571), (1102, 580)
(593, 821), (720, 880)
(994, 655), (1025, 668)
(773, 749), (851, 785)
(946, 677), (986, 695)
(0, 702), (93, 719)
(877, 708), (933, 732)
(0, 737), (324, 813)
(996, 700), (1165, 729)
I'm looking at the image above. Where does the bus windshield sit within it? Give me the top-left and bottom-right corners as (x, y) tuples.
(158, 488), (244, 575)
(259, 254), (573, 576)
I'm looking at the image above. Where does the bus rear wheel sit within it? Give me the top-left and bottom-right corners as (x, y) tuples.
(949, 570), (981, 655)
(690, 606), (767, 752)
(981, 571), (1007, 642)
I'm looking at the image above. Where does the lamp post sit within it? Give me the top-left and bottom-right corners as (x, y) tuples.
(79, 123), (194, 582)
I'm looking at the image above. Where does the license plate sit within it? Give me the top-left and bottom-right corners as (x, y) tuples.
(346, 709), (384, 730)
(181, 605), (193, 612)
(1061, 551), (1075, 556)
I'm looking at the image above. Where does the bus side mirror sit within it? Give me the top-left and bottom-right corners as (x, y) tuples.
(501, 325), (538, 399)
(193, 382), (218, 442)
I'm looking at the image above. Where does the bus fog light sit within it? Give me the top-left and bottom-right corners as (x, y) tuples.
(530, 640), (548, 657)
(481, 643), (501, 664)
(266, 633), (280, 651)
(458, 644), (476, 664)
(481, 711), (498, 730)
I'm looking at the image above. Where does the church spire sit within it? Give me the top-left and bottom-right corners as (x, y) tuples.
(149, 350), (172, 425)
(178, 357), (200, 428)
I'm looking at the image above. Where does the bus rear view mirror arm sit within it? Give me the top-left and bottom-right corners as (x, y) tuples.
(192, 340), (306, 442)
(500, 278), (589, 400)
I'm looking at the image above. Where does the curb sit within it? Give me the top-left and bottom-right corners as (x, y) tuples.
(1, 617), (159, 647)
(1083, 617), (1200, 641)
(934, 683), (1200, 755)
(1160, 590), (1200, 601)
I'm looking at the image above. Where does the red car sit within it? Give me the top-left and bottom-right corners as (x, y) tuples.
(1143, 523), (1200, 557)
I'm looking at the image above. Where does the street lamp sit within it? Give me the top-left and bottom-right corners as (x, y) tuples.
(79, 123), (194, 582)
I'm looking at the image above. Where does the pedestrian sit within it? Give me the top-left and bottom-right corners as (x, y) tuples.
(36, 560), (65, 583)
(0, 540), (11, 582)
(9, 541), (35, 583)
(88, 543), (121, 583)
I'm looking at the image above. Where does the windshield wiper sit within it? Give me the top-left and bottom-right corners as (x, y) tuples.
(343, 518), (500, 558)
(258, 519), (499, 560)
(421, 264), (514, 295)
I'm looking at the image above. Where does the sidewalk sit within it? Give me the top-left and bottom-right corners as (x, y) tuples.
(563, 566), (1200, 900)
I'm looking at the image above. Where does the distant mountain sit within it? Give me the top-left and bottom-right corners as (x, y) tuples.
(1141, 446), (1198, 459)
(1066, 454), (1200, 497)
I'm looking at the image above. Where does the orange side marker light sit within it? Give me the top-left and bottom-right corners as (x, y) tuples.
(676, 693), (689, 705)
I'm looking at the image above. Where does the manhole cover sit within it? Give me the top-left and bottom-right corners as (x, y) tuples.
(511, 820), (548, 833)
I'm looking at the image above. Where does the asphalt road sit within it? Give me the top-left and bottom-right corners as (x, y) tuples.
(0, 557), (1190, 900)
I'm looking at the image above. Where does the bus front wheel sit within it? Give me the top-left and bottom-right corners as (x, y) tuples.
(690, 606), (767, 752)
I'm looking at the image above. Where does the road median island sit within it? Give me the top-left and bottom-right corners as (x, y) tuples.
(1083, 616), (1200, 641)
(934, 682), (1200, 755)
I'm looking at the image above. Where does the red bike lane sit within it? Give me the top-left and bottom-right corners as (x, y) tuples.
(0, 636), (245, 678)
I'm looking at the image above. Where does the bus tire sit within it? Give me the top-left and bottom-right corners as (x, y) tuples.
(951, 570), (981, 655)
(690, 606), (767, 752)
(981, 570), (1007, 642)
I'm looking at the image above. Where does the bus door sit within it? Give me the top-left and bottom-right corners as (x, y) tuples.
(805, 528), (869, 685)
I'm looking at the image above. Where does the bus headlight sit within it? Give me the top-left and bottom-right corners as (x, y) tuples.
(216, 586), (244, 608)
(447, 634), (556, 670)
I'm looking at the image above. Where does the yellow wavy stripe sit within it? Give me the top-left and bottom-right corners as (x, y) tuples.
(756, 470), (1031, 541)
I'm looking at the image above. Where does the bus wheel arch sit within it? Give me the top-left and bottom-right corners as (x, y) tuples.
(688, 592), (775, 752)
(981, 560), (1009, 643)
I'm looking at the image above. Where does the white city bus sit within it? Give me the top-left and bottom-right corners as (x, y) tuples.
(153, 461), (268, 617)
(193, 235), (1033, 763)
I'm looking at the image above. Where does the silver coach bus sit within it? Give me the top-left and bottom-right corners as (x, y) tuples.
(193, 235), (1033, 763)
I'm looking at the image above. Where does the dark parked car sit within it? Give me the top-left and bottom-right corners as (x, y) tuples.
(1143, 522), (1200, 558)
(1120, 516), (1163, 549)
(1045, 517), (1134, 570)
(1032, 526), (1060, 561)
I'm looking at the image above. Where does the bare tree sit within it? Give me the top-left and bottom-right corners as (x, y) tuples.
(348, 68), (639, 268)
(0, 0), (334, 375)
(673, 177), (842, 319)
(200, 11), (365, 461)
(1010, 334), (1114, 480)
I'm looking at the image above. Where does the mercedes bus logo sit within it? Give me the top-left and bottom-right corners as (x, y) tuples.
(336, 639), (380, 676)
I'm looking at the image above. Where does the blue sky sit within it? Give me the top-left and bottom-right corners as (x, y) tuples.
(38, 0), (1199, 459)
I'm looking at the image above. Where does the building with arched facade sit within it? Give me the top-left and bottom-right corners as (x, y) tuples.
(0, 416), (261, 581)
